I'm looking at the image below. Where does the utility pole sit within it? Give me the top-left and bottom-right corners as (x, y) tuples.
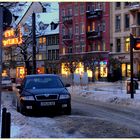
(0, 5), (3, 116)
(32, 12), (36, 74)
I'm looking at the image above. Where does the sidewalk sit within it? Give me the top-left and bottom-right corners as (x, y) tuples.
(68, 81), (140, 109)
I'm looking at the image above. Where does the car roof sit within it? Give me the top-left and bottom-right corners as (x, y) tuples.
(25, 74), (59, 78)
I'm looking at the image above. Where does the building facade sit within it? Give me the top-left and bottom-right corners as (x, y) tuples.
(110, 2), (140, 79)
(59, 2), (110, 80)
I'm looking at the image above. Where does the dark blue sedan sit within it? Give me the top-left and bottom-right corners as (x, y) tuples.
(16, 74), (71, 115)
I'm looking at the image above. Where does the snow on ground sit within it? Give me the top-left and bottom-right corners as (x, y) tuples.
(1, 81), (140, 138)
(68, 81), (140, 109)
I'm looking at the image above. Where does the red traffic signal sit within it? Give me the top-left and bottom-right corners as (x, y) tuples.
(130, 34), (140, 50)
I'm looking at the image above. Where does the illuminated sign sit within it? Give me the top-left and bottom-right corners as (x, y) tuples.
(100, 61), (107, 65)
(3, 26), (23, 47)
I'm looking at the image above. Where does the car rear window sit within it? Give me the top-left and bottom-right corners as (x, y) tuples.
(24, 76), (64, 89)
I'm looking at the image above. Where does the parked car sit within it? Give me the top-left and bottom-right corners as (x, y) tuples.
(16, 74), (71, 115)
(2, 76), (13, 91)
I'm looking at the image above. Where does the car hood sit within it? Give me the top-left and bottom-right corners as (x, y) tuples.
(22, 88), (69, 95)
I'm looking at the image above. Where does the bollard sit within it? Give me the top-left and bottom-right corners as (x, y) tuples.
(1, 108), (11, 138)
(1, 108), (7, 138)
(5, 112), (11, 138)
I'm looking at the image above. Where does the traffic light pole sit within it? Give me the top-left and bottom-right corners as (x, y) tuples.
(0, 5), (3, 116)
(130, 34), (134, 99)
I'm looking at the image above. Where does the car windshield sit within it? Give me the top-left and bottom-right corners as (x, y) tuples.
(2, 77), (11, 80)
(24, 76), (64, 89)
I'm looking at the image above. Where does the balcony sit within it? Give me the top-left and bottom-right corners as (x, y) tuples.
(62, 15), (73, 24)
(86, 9), (102, 19)
(87, 30), (102, 39)
(62, 34), (73, 45)
(129, 2), (140, 12)
(63, 34), (73, 40)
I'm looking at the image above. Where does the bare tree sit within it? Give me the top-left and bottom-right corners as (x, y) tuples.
(60, 54), (82, 81)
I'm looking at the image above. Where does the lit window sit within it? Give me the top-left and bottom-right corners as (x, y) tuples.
(39, 37), (46, 45)
(80, 22), (85, 34)
(125, 37), (130, 52)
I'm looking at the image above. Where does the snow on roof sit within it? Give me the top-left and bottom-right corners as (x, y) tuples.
(25, 11), (59, 36)
(43, 2), (59, 12)
(10, 2), (32, 27)
(36, 11), (59, 25)
(38, 23), (59, 36)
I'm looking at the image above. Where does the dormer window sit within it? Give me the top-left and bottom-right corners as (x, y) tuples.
(51, 22), (58, 30)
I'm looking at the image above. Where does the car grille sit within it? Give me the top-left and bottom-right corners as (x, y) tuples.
(35, 94), (58, 101)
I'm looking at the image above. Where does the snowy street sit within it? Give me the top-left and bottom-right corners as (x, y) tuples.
(1, 81), (140, 138)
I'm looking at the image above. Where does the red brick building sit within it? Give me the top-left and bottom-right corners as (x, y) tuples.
(59, 2), (110, 80)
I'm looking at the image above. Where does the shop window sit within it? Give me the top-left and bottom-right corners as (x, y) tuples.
(127, 64), (131, 77)
(121, 63), (126, 77)
(100, 61), (108, 78)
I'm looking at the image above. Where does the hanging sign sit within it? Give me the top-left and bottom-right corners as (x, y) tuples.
(3, 26), (22, 47)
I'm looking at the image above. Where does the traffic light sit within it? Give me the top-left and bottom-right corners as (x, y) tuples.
(130, 34), (140, 50)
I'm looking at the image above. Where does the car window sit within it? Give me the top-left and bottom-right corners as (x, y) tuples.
(24, 76), (64, 89)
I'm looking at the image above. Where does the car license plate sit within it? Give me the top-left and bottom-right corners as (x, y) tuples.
(40, 102), (55, 106)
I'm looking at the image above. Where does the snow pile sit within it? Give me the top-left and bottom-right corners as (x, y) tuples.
(68, 81), (140, 109)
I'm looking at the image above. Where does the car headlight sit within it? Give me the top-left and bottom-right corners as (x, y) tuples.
(21, 96), (35, 101)
(59, 94), (70, 99)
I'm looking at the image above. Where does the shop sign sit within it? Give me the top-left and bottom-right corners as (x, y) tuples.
(3, 26), (22, 47)
(100, 61), (107, 65)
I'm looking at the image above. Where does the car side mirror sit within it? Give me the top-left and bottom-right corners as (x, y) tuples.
(65, 84), (71, 87)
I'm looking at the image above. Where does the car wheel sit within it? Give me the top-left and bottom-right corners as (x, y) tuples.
(64, 106), (71, 115)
